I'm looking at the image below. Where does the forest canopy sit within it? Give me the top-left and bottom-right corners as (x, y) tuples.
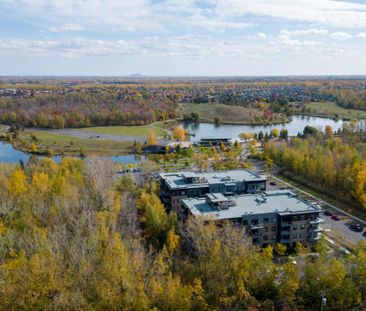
(0, 157), (365, 310)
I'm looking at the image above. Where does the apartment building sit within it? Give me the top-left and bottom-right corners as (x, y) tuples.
(181, 190), (323, 248)
(159, 170), (267, 212)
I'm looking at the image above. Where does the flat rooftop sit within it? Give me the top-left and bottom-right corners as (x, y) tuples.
(160, 169), (267, 190)
(181, 190), (321, 220)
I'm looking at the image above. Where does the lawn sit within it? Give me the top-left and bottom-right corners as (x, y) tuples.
(77, 124), (165, 137)
(305, 102), (366, 120)
(178, 103), (287, 124)
(16, 130), (135, 155)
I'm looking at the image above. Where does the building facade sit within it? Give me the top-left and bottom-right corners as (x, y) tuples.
(159, 170), (267, 212)
(181, 190), (323, 248)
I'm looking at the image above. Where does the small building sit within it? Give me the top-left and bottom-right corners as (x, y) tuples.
(199, 137), (231, 147)
(181, 190), (323, 248)
(159, 170), (267, 212)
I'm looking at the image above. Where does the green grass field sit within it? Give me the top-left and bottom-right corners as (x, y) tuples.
(178, 103), (287, 124)
(16, 130), (134, 155)
(78, 124), (165, 137)
(178, 103), (259, 124)
(305, 102), (366, 120)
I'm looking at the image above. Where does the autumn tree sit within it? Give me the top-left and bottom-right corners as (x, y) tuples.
(147, 129), (157, 146)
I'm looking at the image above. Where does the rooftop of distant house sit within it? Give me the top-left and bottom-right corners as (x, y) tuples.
(181, 190), (321, 220)
(159, 169), (267, 190)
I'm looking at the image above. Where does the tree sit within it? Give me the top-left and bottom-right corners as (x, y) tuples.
(280, 129), (288, 140)
(214, 117), (221, 126)
(270, 128), (279, 139)
(239, 132), (254, 141)
(303, 126), (318, 137)
(173, 126), (186, 141)
(147, 129), (157, 146)
(325, 125), (333, 138)
(190, 112), (200, 123)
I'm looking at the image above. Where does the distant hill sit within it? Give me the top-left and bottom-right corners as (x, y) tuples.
(129, 73), (144, 78)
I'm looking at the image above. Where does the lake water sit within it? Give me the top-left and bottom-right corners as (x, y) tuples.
(182, 115), (345, 141)
(0, 115), (347, 164)
(0, 142), (146, 164)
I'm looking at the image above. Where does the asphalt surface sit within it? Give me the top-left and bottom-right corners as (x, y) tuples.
(251, 159), (366, 245)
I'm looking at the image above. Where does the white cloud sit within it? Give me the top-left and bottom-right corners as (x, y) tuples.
(0, 35), (262, 59)
(257, 32), (267, 39)
(330, 31), (353, 40)
(212, 0), (366, 28)
(49, 23), (84, 32)
(356, 32), (366, 39)
(4, 0), (366, 33)
(279, 35), (321, 47)
(280, 28), (328, 36)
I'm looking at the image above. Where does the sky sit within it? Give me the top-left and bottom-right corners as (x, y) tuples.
(1, 0), (366, 76)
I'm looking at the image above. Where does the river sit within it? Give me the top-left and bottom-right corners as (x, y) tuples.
(0, 115), (347, 164)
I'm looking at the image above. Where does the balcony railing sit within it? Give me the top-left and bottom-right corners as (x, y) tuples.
(309, 218), (325, 225)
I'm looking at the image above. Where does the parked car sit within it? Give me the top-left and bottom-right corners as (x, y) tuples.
(349, 223), (363, 232)
(363, 231), (366, 238)
(331, 214), (341, 221)
(269, 181), (277, 186)
(323, 210), (332, 216)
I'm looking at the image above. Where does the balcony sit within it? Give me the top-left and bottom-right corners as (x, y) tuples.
(309, 218), (325, 225)
(250, 224), (264, 230)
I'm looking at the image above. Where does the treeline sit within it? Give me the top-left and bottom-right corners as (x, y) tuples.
(0, 157), (365, 310)
(2, 79), (366, 129)
(333, 89), (366, 110)
(0, 91), (178, 128)
(263, 123), (366, 209)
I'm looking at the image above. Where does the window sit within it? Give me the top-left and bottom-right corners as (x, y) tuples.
(301, 215), (305, 220)
(243, 220), (248, 225)
(272, 235), (276, 240)
(272, 226), (277, 232)
(301, 224), (305, 230)
(264, 218), (269, 224)
(300, 233), (304, 238)
(263, 235), (268, 241)
(265, 227), (269, 232)
(251, 219), (259, 225)
(292, 233), (297, 239)
(293, 225), (297, 231)
(273, 218), (277, 222)
(293, 216), (298, 221)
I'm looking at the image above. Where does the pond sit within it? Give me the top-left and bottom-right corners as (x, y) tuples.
(0, 142), (146, 164)
(181, 115), (345, 141)
(0, 115), (349, 164)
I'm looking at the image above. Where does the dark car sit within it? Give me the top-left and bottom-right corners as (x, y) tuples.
(349, 223), (363, 232)
(269, 181), (277, 186)
(363, 231), (366, 238)
(331, 214), (341, 221)
(323, 210), (333, 216)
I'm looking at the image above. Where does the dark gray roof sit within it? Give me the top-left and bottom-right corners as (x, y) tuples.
(181, 191), (321, 220)
(160, 169), (267, 190)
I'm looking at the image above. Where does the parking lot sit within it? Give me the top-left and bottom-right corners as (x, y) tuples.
(256, 167), (366, 245)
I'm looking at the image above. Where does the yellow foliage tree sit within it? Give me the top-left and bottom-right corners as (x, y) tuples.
(7, 169), (28, 196)
(147, 129), (157, 146)
(173, 126), (186, 141)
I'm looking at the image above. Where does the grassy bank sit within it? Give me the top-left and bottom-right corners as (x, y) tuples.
(78, 124), (165, 137)
(13, 130), (136, 156)
(178, 103), (288, 124)
(304, 102), (366, 120)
